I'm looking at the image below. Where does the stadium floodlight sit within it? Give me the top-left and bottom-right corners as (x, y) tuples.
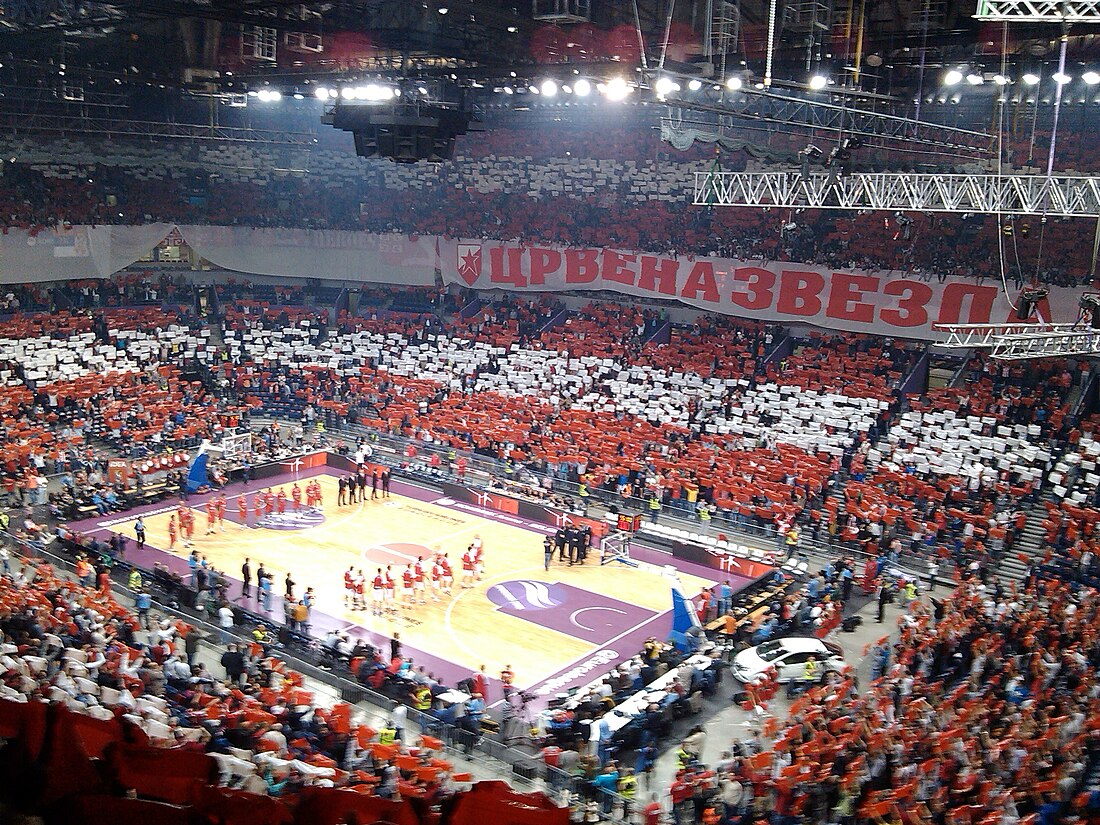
(528, 84), (540, 94)
(1023, 72), (1040, 85)
(1084, 71), (1100, 85)
(540, 79), (558, 97)
(561, 84), (572, 94)
(573, 78), (591, 96)
(688, 78), (702, 91)
(362, 84), (394, 101)
(603, 77), (631, 101)
(655, 76), (679, 96)
(966, 73), (984, 85)
(340, 87), (354, 99)
(809, 74), (828, 90)
(502, 86), (514, 95)
(726, 75), (743, 90)
(314, 87), (329, 100)
(994, 74), (1010, 85)
(1053, 71), (1072, 84)
(944, 69), (964, 85)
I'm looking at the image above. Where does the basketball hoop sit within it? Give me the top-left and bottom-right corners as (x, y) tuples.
(599, 530), (637, 567)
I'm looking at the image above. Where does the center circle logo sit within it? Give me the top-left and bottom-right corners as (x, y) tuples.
(255, 507), (326, 531)
(487, 580), (566, 611)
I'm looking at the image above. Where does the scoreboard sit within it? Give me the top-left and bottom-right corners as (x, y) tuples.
(616, 512), (643, 532)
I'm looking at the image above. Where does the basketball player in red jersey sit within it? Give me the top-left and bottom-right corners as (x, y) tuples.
(205, 499), (217, 535)
(237, 494), (248, 527)
(401, 564), (415, 607)
(343, 566), (355, 608)
(167, 514), (178, 549)
(291, 483), (302, 511)
(384, 565), (397, 616)
(461, 547), (474, 589)
(414, 556), (427, 605)
(430, 556), (443, 602)
(353, 569), (366, 610)
(371, 568), (385, 616)
(253, 494), (265, 525)
(181, 507), (194, 547)
(440, 553), (454, 595)
(472, 535), (484, 581)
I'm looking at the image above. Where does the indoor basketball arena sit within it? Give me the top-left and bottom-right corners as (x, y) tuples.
(0, 2), (1098, 825)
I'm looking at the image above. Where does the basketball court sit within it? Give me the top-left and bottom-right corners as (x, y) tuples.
(75, 467), (759, 698)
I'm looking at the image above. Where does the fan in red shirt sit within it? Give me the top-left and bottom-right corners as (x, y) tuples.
(643, 798), (663, 825)
(670, 770), (694, 822)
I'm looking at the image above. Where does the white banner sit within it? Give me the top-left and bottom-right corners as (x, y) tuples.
(0, 223), (176, 282)
(440, 238), (1089, 340)
(0, 225), (439, 285)
(177, 226), (437, 285)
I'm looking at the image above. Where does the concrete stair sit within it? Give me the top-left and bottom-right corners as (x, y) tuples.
(998, 499), (1050, 582)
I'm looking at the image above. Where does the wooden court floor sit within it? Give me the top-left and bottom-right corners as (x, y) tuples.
(134, 473), (713, 690)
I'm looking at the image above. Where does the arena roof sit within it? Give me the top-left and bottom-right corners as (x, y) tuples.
(1, 0), (1098, 138)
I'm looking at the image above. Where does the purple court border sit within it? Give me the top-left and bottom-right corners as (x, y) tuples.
(70, 469), (761, 706)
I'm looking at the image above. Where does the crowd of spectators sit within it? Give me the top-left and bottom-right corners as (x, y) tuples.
(0, 549), (544, 820)
(1, 124), (1097, 282)
(0, 271), (1096, 823)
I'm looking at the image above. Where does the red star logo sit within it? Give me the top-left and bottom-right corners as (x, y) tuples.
(457, 244), (482, 286)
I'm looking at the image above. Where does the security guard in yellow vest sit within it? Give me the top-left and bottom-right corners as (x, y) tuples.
(648, 495), (661, 524)
(578, 482), (590, 512)
(698, 502), (712, 525)
(128, 568), (142, 591)
(617, 769), (637, 801)
(803, 656), (818, 684)
(618, 769), (638, 817)
(675, 745), (693, 768)
(379, 722), (398, 745)
(413, 685), (432, 712)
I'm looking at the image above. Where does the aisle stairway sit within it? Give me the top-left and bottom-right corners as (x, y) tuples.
(998, 499), (1049, 582)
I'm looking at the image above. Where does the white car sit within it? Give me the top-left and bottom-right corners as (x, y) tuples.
(731, 636), (846, 684)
